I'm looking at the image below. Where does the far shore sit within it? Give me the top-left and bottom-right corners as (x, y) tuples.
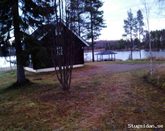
(84, 48), (165, 53)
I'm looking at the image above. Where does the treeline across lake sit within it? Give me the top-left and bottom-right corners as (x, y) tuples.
(147, 29), (165, 50)
(87, 29), (165, 51)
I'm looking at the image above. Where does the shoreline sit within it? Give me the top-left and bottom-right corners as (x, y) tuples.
(0, 66), (16, 73)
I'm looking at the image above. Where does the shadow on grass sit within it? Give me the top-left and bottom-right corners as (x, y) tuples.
(0, 79), (34, 94)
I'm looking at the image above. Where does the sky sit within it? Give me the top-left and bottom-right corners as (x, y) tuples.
(99, 0), (165, 40)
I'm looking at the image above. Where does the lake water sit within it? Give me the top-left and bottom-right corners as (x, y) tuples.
(84, 50), (165, 61)
(1, 50), (165, 68)
(0, 56), (16, 68)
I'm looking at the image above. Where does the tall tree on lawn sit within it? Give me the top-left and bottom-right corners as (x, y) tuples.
(0, 0), (53, 85)
(84, 0), (105, 62)
(123, 9), (137, 60)
(66, 0), (85, 36)
(136, 9), (144, 59)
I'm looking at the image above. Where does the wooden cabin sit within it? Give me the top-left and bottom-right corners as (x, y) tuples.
(25, 22), (89, 73)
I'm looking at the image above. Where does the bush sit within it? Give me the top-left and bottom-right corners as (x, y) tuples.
(143, 68), (165, 90)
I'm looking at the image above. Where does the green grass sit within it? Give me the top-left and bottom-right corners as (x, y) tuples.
(95, 58), (165, 65)
(116, 59), (165, 64)
(0, 65), (165, 130)
(0, 71), (16, 92)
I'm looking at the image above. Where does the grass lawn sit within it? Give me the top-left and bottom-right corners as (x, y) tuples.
(0, 62), (165, 130)
(108, 58), (165, 64)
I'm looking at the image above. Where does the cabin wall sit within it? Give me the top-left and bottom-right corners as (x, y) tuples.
(30, 25), (85, 69)
(31, 45), (52, 69)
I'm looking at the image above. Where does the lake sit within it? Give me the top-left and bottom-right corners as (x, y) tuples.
(0, 56), (16, 68)
(84, 50), (165, 61)
(1, 50), (165, 68)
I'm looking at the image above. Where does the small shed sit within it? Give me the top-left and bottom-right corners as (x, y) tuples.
(96, 50), (117, 61)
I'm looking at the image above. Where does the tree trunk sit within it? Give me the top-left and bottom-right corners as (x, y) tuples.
(139, 33), (142, 59)
(12, 0), (26, 84)
(91, 36), (95, 62)
(139, 50), (141, 59)
(130, 37), (133, 60)
(78, 18), (81, 36)
(139, 34), (142, 59)
(90, 12), (95, 62)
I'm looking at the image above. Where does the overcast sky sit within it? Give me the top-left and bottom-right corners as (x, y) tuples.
(99, 0), (165, 40)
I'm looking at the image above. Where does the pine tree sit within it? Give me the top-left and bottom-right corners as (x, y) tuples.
(137, 10), (144, 42)
(0, 0), (54, 85)
(136, 9), (144, 59)
(84, 0), (105, 62)
(123, 9), (137, 60)
(66, 0), (85, 36)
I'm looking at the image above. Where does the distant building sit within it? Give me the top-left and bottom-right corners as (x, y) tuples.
(96, 50), (117, 61)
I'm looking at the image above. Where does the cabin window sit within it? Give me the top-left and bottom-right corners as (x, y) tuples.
(29, 54), (33, 67)
(56, 46), (63, 56)
(55, 30), (62, 36)
(55, 28), (62, 36)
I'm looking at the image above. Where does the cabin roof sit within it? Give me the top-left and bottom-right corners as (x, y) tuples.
(31, 24), (53, 40)
(31, 21), (89, 47)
